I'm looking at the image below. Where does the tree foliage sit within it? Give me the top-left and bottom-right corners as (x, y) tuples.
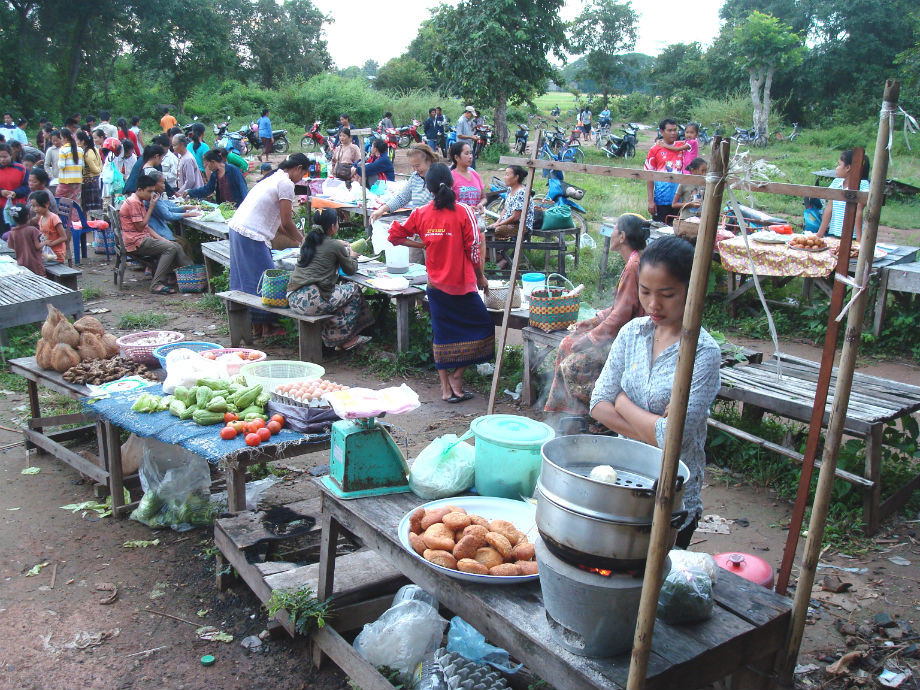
(375, 56), (433, 93)
(569, 0), (639, 106)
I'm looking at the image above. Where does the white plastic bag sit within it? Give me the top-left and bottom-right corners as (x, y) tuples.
(353, 599), (446, 678)
(162, 357), (223, 393)
(668, 550), (719, 585)
(409, 433), (475, 499)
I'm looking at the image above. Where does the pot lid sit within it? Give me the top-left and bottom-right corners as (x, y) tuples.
(713, 552), (774, 586)
(470, 414), (555, 449)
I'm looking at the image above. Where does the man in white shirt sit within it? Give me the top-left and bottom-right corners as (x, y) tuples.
(172, 134), (203, 194)
(96, 110), (119, 140)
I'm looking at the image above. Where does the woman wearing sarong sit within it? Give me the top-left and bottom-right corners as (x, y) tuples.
(389, 163), (492, 403)
(287, 209), (374, 351)
(544, 213), (649, 416)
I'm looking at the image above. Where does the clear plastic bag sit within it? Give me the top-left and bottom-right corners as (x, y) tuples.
(668, 550), (719, 585)
(657, 567), (713, 624)
(130, 438), (214, 531)
(210, 475), (280, 513)
(446, 616), (522, 674)
(409, 432), (475, 499)
(353, 599), (447, 679)
(392, 584), (438, 609)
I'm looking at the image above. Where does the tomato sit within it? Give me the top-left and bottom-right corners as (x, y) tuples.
(224, 412), (238, 423)
(249, 418), (265, 430)
(270, 414), (285, 426)
(229, 420), (246, 434)
(245, 432), (261, 447)
(267, 420), (282, 435)
(256, 427), (271, 442)
(220, 426), (237, 441)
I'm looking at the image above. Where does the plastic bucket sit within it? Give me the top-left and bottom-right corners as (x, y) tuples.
(521, 273), (546, 298)
(385, 244), (410, 274)
(470, 414), (555, 499)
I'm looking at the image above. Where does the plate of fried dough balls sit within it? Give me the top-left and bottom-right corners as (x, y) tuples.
(398, 497), (539, 584)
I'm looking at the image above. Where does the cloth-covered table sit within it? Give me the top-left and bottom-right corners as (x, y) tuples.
(717, 236), (838, 278)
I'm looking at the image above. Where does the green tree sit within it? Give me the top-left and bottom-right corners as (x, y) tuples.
(362, 59), (379, 77)
(730, 11), (803, 145)
(425, 0), (568, 143)
(719, 0), (814, 34)
(651, 43), (706, 99)
(568, 0), (639, 107)
(374, 56), (432, 93)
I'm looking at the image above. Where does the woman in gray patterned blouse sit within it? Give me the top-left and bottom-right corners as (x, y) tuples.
(589, 236), (721, 548)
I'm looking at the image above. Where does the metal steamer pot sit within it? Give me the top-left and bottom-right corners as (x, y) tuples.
(535, 435), (689, 570)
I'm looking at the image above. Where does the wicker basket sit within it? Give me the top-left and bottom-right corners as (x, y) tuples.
(484, 281), (522, 310)
(240, 360), (325, 391)
(674, 217), (701, 241)
(258, 269), (291, 307)
(117, 331), (184, 366)
(198, 348), (267, 376)
(176, 264), (208, 293)
(152, 341), (221, 369)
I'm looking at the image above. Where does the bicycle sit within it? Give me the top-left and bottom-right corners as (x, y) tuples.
(775, 122), (800, 142)
(538, 130), (584, 164)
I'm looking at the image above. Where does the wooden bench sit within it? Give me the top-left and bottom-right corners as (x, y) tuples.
(718, 353), (920, 534)
(216, 290), (331, 363)
(45, 263), (82, 290)
(485, 228), (569, 277)
(201, 240), (230, 292)
(0, 273), (83, 349)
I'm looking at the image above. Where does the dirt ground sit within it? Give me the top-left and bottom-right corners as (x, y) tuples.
(2, 154), (919, 690)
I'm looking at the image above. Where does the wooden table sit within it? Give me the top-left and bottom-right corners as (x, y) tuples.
(873, 258), (920, 336)
(312, 486), (793, 690)
(0, 273), (83, 347)
(201, 240), (231, 291)
(718, 352), (920, 534)
(8, 357), (127, 516)
(181, 216), (230, 239)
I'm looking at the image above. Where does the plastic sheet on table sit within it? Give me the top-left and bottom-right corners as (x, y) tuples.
(82, 384), (330, 464)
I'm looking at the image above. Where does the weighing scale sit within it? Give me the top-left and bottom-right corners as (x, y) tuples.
(321, 416), (411, 499)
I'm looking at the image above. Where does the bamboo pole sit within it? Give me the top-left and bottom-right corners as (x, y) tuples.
(626, 138), (731, 690)
(774, 147), (865, 595)
(777, 79), (899, 685)
(487, 132), (541, 414)
(360, 133), (368, 233)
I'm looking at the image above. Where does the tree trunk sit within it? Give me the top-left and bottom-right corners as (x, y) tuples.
(756, 67), (774, 147)
(493, 94), (508, 145)
(63, 13), (91, 107)
(749, 67), (768, 146)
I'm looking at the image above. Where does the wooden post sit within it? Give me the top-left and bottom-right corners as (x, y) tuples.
(359, 133), (369, 233)
(626, 138), (730, 690)
(774, 148), (865, 595)
(777, 79), (898, 684)
(487, 131), (541, 414)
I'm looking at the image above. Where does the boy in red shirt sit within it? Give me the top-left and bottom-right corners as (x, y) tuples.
(645, 118), (684, 224)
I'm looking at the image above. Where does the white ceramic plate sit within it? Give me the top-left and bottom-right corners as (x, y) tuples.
(397, 496), (539, 585)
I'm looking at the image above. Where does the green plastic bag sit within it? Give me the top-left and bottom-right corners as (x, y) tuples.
(541, 205), (574, 230)
(409, 432), (475, 499)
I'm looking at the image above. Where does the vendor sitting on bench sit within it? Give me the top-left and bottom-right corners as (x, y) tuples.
(119, 174), (193, 295)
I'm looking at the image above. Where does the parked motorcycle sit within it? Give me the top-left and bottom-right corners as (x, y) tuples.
(212, 116), (231, 139)
(732, 125), (757, 144)
(598, 124), (638, 159)
(443, 126), (456, 156)
(301, 121), (332, 159)
(472, 124), (493, 158)
(397, 120), (423, 148)
(514, 124), (529, 155)
(180, 116), (200, 136)
(244, 121), (290, 154)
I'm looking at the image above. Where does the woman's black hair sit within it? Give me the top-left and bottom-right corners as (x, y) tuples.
(277, 152), (309, 171)
(447, 141), (469, 170)
(10, 204), (30, 225)
(92, 127), (105, 140)
(639, 235), (694, 286)
(30, 167), (50, 185)
(840, 149), (870, 180)
(122, 139), (135, 155)
(117, 117), (130, 136)
(31, 189), (52, 207)
(59, 127), (79, 165)
(617, 214), (651, 251)
(298, 209), (337, 267)
(261, 108), (270, 116)
(190, 122), (205, 150)
(339, 127), (351, 139)
(141, 143), (164, 163)
(76, 129), (96, 154)
(372, 138), (388, 156)
(425, 163), (455, 210)
(203, 149), (223, 164)
(507, 165), (528, 184)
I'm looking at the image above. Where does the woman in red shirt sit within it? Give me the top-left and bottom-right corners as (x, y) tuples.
(389, 163), (492, 403)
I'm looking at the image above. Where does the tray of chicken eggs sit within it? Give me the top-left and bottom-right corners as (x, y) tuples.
(272, 379), (350, 407)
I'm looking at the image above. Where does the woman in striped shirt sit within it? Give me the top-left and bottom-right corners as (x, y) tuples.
(55, 128), (84, 202)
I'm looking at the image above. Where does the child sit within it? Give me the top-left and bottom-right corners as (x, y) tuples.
(121, 139), (137, 176)
(31, 190), (68, 263)
(6, 204), (45, 276)
(655, 123), (700, 171)
(672, 158), (708, 218)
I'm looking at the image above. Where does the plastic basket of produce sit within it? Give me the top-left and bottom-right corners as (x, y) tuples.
(152, 341), (221, 369)
(272, 379), (349, 407)
(116, 331), (184, 366)
(240, 360), (324, 391)
(198, 348), (267, 376)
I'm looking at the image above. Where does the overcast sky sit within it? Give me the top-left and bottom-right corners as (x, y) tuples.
(311, 0), (725, 69)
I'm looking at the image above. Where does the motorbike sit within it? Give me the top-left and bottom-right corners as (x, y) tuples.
(599, 124), (638, 159)
(244, 121), (290, 154)
(397, 120), (423, 148)
(472, 124), (493, 158)
(732, 125), (757, 144)
(212, 116), (231, 139)
(180, 115), (200, 136)
(443, 126), (456, 156)
(514, 124), (529, 155)
(301, 121), (332, 159)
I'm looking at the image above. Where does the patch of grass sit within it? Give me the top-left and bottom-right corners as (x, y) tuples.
(0, 370), (27, 392)
(209, 267), (229, 293)
(82, 287), (104, 300)
(197, 293), (225, 314)
(117, 312), (169, 330)
(0, 324), (41, 362)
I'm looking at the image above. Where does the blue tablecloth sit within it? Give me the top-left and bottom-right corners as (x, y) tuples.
(82, 383), (330, 464)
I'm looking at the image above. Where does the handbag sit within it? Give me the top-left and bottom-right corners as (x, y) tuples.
(257, 268), (291, 307)
(101, 158), (124, 195)
(529, 273), (581, 333)
(541, 204), (574, 230)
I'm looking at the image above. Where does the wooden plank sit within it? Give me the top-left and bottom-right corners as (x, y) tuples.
(9, 357), (93, 398)
(311, 626), (398, 690)
(22, 427), (108, 484)
(216, 290), (332, 323)
(499, 156), (869, 204)
(879, 472), (920, 522)
(218, 496), (322, 550)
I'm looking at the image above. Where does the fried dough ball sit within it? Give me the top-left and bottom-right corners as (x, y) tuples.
(488, 520), (521, 545)
(421, 507), (452, 531)
(423, 549), (458, 569)
(457, 558), (489, 575)
(462, 524), (489, 541)
(473, 547), (504, 570)
(467, 514), (489, 527)
(442, 505), (466, 514)
(489, 563), (522, 577)
(486, 531), (513, 560)
(515, 560), (539, 575)
(408, 532), (427, 555)
(511, 541), (535, 562)
(453, 534), (486, 560)
(442, 512), (471, 531)
(422, 523), (455, 551)
(409, 508), (425, 535)
(454, 529), (467, 543)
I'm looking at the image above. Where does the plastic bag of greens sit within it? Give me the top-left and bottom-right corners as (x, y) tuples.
(657, 566), (713, 624)
(130, 438), (214, 531)
(408, 432), (475, 499)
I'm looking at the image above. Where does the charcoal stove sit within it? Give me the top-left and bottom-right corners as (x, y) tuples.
(535, 536), (669, 657)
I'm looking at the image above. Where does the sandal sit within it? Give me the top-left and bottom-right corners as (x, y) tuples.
(151, 284), (174, 295)
(445, 391), (474, 404)
(341, 335), (371, 352)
